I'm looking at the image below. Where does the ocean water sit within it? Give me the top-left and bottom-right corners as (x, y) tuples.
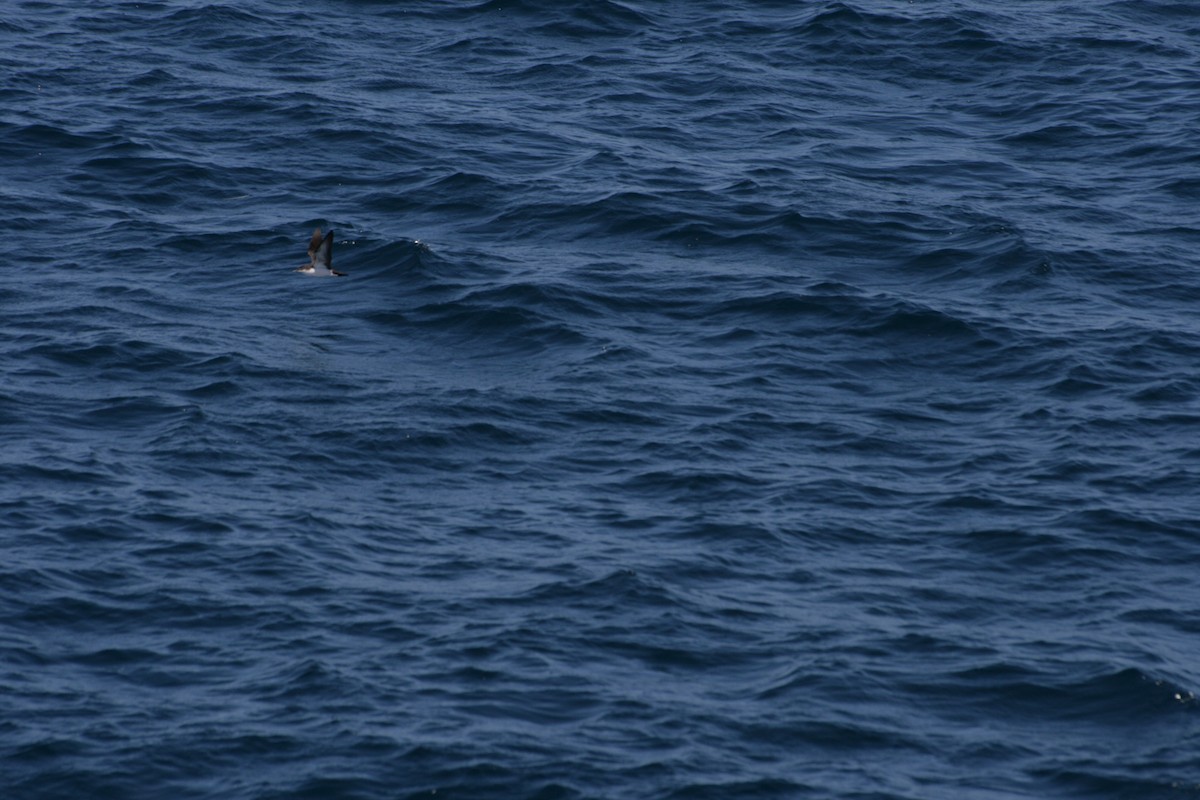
(3, 1), (1200, 797)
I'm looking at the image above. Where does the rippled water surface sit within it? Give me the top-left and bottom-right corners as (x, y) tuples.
(4, 2), (1200, 798)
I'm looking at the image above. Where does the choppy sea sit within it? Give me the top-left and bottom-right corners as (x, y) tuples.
(4, 1), (1200, 798)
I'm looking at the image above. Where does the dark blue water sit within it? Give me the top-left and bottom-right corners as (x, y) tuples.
(4, 1), (1200, 798)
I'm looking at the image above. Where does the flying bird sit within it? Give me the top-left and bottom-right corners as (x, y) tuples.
(295, 228), (346, 277)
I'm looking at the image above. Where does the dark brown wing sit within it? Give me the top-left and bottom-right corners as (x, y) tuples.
(307, 228), (324, 261)
(313, 230), (334, 269)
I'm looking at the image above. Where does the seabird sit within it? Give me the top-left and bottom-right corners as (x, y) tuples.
(295, 228), (346, 277)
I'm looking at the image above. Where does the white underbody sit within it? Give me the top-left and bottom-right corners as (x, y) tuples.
(296, 265), (340, 277)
